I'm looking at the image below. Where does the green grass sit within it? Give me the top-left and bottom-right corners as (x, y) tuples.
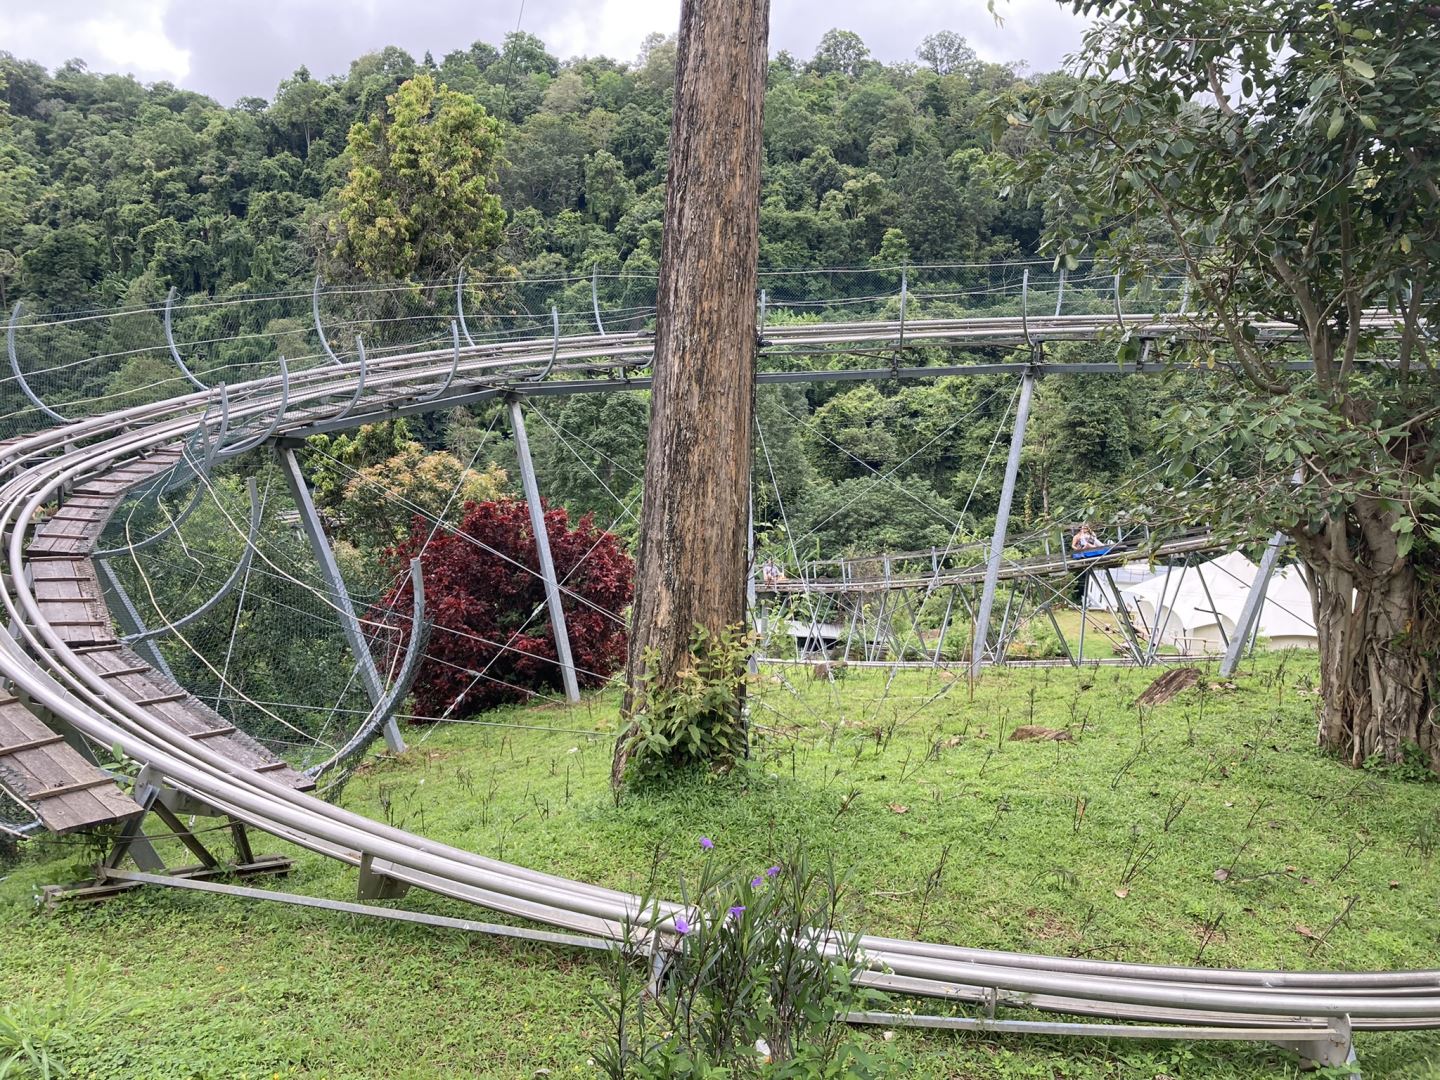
(2, 653), (1439, 1078)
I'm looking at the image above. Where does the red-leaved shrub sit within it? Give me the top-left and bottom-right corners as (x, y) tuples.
(375, 497), (633, 720)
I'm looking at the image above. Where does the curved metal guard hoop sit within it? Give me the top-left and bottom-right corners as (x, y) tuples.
(896, 267), (908, 352)
(455, 267), (477, 348)
(333, 335), (368, 421)
(757, 288), (768, 339)
(529, 306), (560, 382)
(162, 287), (208, 391)
(1179, 278), (1192, 317)
(304, 556), (430, 780)
(1054, 266), (1067, 317)
(1020, 268), (1033, 347)
(313, 276), (344, 366)
(1113, 272), (1126, 328)
(420, 321), (462, 404)
(7, 303), (67, 424)
(95, 391), (229, 558)
(591, 264), (606, 336)
(123, 476), (262, 644)
(218, 356), (290, 460)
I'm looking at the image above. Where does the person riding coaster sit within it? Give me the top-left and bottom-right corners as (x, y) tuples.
(1070, 522), (1114, 559)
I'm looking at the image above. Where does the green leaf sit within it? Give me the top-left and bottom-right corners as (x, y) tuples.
(1345, 57), (1376, 80)
(1326, 108), (1344, 139)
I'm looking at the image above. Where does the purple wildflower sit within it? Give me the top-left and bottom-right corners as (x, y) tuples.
(751, 876), (764, 888)
(674, 917), (691, 935)
(766, 866), (781, 879)
(728, 905), (746, 920)
(700, 837), (714, 851)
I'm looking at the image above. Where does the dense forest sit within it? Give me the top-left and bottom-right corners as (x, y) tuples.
(2, 28), (1171, 567)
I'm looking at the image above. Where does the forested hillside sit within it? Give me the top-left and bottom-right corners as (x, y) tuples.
(1, 29), (1170, 564)
(0, 29), (1051, 307)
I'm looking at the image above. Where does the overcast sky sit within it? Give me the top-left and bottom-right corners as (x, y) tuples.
(1, 0), (1086, 106)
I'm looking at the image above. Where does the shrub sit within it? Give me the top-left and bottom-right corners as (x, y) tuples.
(592, 844), (892, 1078)
(619, 624), (754, 781)
(376, 497), (634, 719)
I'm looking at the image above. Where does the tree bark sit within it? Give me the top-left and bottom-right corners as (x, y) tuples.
(614, 0), (770, 782)
(1296, 510), (1438, 772)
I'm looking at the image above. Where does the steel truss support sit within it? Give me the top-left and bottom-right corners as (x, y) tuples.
(505, 398), (580, 704)
(971, 369), (1036, 676)
(47, 778), (290, 907)
(1220, 531), (1286, 677)
(275, 443), (406, 752)
(1103, 568), (1148, 665)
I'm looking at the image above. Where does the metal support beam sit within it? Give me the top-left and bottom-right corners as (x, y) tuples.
(1220, 531), (1286, 677)
(275, 445), (405, 753)
(506, 399), (581, 704)
(971, 370), (1036, 676)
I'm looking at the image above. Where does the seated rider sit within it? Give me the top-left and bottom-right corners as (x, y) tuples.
(762, 559), (787, 586)
(1071, 523), (1106, 553)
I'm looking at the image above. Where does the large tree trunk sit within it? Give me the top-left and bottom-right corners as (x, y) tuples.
(613, 0), (770, 781)
(1297, 509), (1439, 772)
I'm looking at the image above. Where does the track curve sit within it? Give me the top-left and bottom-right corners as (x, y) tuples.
(2, 313), (1437, 1051)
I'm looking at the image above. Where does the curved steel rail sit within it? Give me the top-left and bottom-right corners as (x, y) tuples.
(0, 308), (1433, 1054)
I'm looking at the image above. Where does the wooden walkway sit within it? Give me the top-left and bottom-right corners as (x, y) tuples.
(1, 443), (313, 834)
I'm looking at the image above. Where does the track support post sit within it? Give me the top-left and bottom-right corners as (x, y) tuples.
(971, 367), (1036, 676)
(275, 442), (406, 752)
(505, 397), (581, 704)
(1220, 531), (1286, 677)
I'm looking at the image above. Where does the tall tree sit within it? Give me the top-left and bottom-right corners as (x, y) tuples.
(331, 73), (504, 280)
(1010, 0), (1439, 770)
(614, 0), (771, 782)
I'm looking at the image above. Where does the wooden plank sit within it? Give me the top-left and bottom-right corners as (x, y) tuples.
(29, 776), (120, 801)
(0, 734), (66, 756)
(0, 699), (140, 833)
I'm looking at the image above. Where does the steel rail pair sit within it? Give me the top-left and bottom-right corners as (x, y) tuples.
(0, 309), (1432, 1071)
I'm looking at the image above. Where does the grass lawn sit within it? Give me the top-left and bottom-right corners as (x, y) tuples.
(2, 653), (1439, 1078)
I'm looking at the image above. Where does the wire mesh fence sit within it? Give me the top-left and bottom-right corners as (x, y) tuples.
(3, 259), (1190, 439)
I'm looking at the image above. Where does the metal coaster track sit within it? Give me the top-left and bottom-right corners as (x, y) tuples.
(0, 302), (1430, 1070)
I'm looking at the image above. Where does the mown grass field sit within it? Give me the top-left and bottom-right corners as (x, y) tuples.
(3, 653), (1439, 1079)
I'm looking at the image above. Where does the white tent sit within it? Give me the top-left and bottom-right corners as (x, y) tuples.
(1117, 552), (1318, 654)
(1083, 561), (1155, 611)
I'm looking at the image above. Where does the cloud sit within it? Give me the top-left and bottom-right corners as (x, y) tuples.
(2, 0), (1087, 105)
(0, 0), (191, 84)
